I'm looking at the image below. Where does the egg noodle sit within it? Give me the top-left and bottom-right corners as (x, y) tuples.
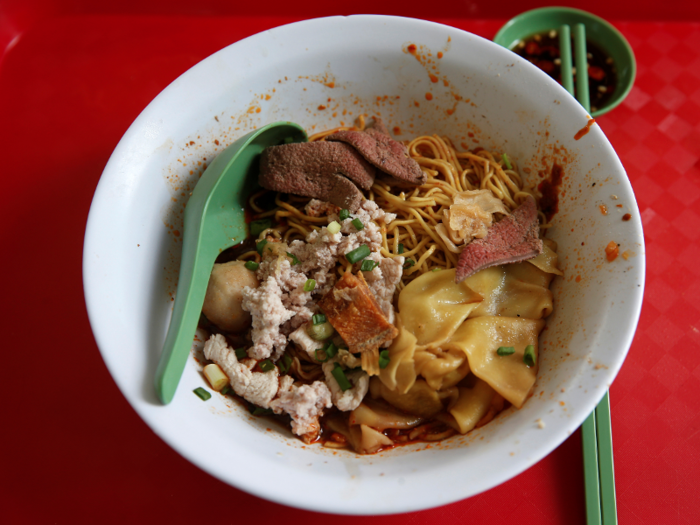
(241, 117), (548, 290)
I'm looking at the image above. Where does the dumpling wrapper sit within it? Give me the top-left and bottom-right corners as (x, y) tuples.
(527, 240), (564, 276)
(398, 268), (483, 346)
(449, 379), (496, 434)
(443, 316), (545, 408)
(462, 263), (554, 320)
(378, 314), (418, 394)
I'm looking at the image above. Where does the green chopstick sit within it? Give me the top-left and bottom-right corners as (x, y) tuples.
(559, 24), (617, 525)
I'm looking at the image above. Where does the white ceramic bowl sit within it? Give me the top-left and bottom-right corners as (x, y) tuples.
(83, 15), (645, 514)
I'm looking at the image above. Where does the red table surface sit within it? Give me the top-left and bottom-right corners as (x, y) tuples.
(1, 5), (699, 525)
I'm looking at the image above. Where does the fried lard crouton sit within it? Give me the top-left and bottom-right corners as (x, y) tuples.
(318, 271), (398, 376)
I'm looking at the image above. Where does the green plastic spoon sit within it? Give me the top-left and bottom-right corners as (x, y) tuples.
(154, 121), (308, 404)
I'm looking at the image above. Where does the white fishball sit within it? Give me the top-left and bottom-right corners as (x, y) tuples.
(202, 261), (259, 332)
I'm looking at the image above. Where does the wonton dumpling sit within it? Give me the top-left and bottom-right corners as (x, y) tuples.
(371, 377), (450, 418)
(398, 268), (482, 346)
(444, 316), (545, 408)
(414, 346), (471, 390)
(202, 261), (259, 332)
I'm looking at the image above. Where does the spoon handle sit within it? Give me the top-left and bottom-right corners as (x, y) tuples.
(154, 209), (217, 404)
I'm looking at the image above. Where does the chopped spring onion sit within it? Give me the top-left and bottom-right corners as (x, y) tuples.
(379, 350), (390, 369)
(286, 252), (300, 265)
(203, 363), (229, 391)
(193, 387), (211, 401)
(361, 259), (378, 272)
(327, 221), (341, 234)
(256, 239), (268, 255)
(278, 354), (292, 374)
(523, 345), (536, 367)
(398, 243), (405, 254)
(244, 260), (259, 271)
(314, 342), (337, 363)
(497, 346), (516, 356)
(259, 359), (275, 372)
(502, 153), (513, 170)
(432, 267), (442, 272)
(352, 218), (364, 231)
(250, 219), (272, 237)
(339, 209), (350, 221)
(404, 259), (415, 269)
(220, 385), (232, 395)
(312, 313), (327, 325)
(324, 341), (338, 358)
(304, 279), (316, 292)
(251, 406), (273, 416)
(235, 348), (247, 360)
(307, 321), (334, 341)
(332, 363), (352, 391)
(346, 244), (371, 264)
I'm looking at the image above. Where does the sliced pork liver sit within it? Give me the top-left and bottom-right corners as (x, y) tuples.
(455, 196), (543, 283)
(326, 123), (426, 185)
(259, 141), (376, 212)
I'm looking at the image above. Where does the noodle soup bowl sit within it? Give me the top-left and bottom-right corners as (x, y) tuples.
(84, 15), (644, 514)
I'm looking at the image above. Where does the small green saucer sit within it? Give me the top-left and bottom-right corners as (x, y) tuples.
(494, 7), (636, 117)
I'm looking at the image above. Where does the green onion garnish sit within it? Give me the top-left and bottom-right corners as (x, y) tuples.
(379, 350), (390, 369)
(235, 348), (247, 360)
(324, 342), (338, 358)
(286, 252), (300, 265)
(256, 239), (268, 255)
(259, 359), (275, 372)
(523, 345), (536, 367)
(220, 385), (231, 395)
(193, 387), (211, 401)
(398, 243), (405, 254)
(244, 260), (259, 271)
(352, 218), (364, 231)
(404, 259), (415, 269)
(251, 406), (273, 416)
(502, 153), (513, 170)
(304, 279), (316, 292)
(327, 221), (341, 234)
(497, 346), (515, 356)
(361, 259), (378, 272)
(346, 244), (371, 264)
(332, 363), (352, 391)
(432, 267), (442, 272)
(278, 354), (292, 374)
(312, 313), (327, 325)
(250, 219), (272, 237)
(307, 321), (334, 341)
(315, 348), (329, 362)
(339, 209), (350, 221)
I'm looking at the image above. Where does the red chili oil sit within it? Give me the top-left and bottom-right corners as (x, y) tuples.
(513, 30), (617, 113)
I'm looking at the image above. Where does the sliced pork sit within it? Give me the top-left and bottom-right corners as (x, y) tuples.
(455, 196), (543, 283)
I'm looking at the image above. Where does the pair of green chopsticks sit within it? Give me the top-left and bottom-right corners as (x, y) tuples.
(559, 24), (618, 525)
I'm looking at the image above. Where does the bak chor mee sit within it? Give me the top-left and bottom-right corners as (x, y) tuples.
(196, 117), (563, 454)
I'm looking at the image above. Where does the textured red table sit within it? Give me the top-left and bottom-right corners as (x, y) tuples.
(1, 6), (699, 525)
